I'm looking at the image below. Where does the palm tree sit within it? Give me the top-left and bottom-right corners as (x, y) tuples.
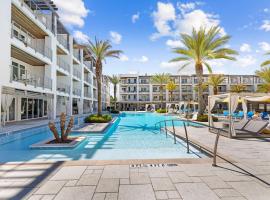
(151, 73), (170, 108)
(261, 52), (270, 67)
(256, 67), (270, 93)
(194, 83), (208, 93)
(230, 84), (246, 93)
(170, 26), (238, 115)
(109, 75), (119, 109)
(87, 39), (122, 116)
(166, 80), (177, 102)
(208, 74), (225, 95)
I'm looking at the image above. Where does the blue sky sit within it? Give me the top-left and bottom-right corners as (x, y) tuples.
(54, 0), (270, 75)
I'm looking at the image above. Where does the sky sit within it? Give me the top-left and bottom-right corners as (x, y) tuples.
(54, 0), (270, 76)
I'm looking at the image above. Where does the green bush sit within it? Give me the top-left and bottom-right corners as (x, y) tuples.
(110, 110), (120, 114)
(156, 108), (167, 113)
(196, 114), (218, 122)
(85, 114), (112, 123)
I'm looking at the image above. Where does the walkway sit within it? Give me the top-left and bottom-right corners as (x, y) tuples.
(0, 125), (269, 199)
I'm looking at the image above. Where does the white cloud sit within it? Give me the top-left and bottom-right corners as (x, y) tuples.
(237, 55), (257, 67)
(151, 2), (226, 40)
(264, 8), (269, 13)
(135, 56), (149, 63)
(259, 42), (270, 51)
(119, 54), (129, 62)
(110, 31), (122, 44)
(54, 0), (89, 28)
(151, 2), (176, 40)
(174, 9), (226, 36)
(132, 12), (140, 23)
(260, 20), (270, 32)
(160, 61), (182, 69)
(166, 39), (183, 48)
(73, 31), (89, 44)
(240, 43), (251, 52)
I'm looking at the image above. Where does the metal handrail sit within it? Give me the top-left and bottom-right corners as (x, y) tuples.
(154, 118), (224, 165)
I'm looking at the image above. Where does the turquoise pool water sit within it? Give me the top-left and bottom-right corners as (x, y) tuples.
(0, 112), (206, 162)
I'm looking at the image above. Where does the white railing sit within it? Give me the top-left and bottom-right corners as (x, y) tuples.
(84, 61), (93, 72)
(10, 65), (52, 89)
(73, 88), (81, 96)
(84, 90), (92, 98)
(57, 82), (70, 93)
(57, 56), (70, 72)
(57, 34), (68, 50)
(73, 67), (81, 79)
(20, 0), (53, 31)
(84, 74), (91, 84)
(73, 49), (80, 61)
(11, 21), (52, 60)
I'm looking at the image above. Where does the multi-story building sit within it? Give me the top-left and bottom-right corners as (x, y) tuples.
(0, 0), (110, 123)
(118, 74), (263, 111)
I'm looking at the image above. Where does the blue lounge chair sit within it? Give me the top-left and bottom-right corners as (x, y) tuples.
(247, 111), (254, 119)
(223, 110), (229, 117)
(237, 111), (244, 119)
(261, 112), (269, 120)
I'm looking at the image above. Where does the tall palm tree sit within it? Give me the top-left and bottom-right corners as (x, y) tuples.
(261, 52), (270, 67)
(109, 75), (119, 108)
(256, 67), (270, 93)
(208, 74), (225, 95)
(87, 39), (122, 116)
(230, 84), (246, 93)
(166, 80), (177, 102)
(170, 26), (238, 115)
(151, 73), (170, 108)
(194, 83), (208, 93)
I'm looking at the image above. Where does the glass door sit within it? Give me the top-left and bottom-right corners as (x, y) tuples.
(21, 98), (27, 120)
(28, 99), (33, 119)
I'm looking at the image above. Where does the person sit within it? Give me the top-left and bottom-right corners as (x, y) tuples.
(252, 110), (261, 120)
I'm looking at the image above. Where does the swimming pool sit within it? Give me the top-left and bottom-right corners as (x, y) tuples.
(0, 112), (206, 162)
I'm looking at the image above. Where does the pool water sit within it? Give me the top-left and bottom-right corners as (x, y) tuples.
(0, 112), (206, 162)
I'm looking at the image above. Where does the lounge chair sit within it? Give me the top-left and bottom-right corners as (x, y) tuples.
(223, 110), (229, 117)
(233, 119), (269, 137)
(247, 111), (254, 119)
(223, 118), (249, 130)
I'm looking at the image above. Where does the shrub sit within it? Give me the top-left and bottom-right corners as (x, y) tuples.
(85, 114), (112, 123)
(156, 108), (167, 113)
(196, 114), (218, 122)
(110, 110), (120, 114)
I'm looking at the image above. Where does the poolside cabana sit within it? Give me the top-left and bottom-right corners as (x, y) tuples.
(208, 93), (270, 138)
(179, 101), (198, 113)
(145, 104), (155, 112)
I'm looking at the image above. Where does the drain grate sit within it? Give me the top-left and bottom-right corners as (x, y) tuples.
(130, 163), (178, 168)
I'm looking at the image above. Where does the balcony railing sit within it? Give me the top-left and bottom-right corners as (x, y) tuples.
(11, 21), (52, 60)
(21, 0), (53, 31)
(57, 56), (70, 72)
(84, 61), (93, 72)
(84, 74), (91, 84)
(57, 82), (70, 94)
(73, 49), (80, 61)
(57, 34), (68, 50)
(10, 65), (52, 89)
(84, 90), (92, 98)
(73, 88), (81, 96)
(73, 67), (81, 79)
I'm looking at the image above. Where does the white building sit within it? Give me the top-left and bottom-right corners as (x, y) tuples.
(0, 0), (110, 123)
(118, 74), (264, 111)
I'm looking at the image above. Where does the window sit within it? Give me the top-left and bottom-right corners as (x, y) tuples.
(21, 98), (27, 119)
(34, 99), (38, 118)
(9, 98), (15, 121)
(44, 100), (47, 116)
(39, 99), (43, 117)
(28, 99), (33, 119)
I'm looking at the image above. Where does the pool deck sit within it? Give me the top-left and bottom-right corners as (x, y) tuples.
(0, 125), (269, 199)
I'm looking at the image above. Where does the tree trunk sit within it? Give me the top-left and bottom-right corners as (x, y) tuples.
(96, 61), (102, 116)
(60, 112), (66, 142)
(213, 87), (218, 95)
(114, 84), (117, 109)
(195, 63), (205, 115)
(170, 91), (173, 102)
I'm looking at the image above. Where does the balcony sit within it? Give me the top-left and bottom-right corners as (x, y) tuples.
(73, 67), (81, 79)
(84, 90), (92, 98)
(73, 88), (81, 96)
(11, 21), (52, 60)
(84, 61), (93, 72)
(20, 0), (53, 31)
(57, 82), (70, 94)
(57, 34), (68, 50)
(84, 74), (91, 84)
(73, 49), (80, 61)
(57, 56), (70, 72)
(10, 65), (52, 89)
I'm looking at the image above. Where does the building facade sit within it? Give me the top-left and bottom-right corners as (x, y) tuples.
(0, 0), (110, 123)
(118, 74), (264, 111)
